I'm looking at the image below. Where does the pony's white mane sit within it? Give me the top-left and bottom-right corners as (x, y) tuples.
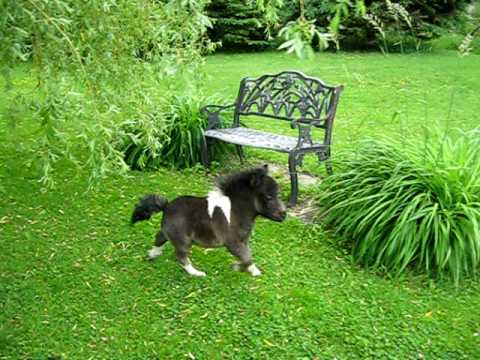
(207, 188), (231, 224)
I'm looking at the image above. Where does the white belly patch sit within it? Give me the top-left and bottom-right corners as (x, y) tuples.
(207, 188), (231, 224)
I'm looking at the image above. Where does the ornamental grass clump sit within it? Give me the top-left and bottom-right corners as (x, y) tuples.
(160, 92), (212, 169)
(120, 89), (232, 170)
(318, 128), (480, 283)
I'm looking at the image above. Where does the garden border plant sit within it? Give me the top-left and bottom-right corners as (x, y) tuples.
(316, 126), (480, 284)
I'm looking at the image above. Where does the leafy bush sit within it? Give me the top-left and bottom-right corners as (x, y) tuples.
(119, 88), (232, 170)
(317, 128), (480, 283)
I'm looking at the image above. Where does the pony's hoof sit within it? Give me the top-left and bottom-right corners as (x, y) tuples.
(182, 263), (207, 277)
(247, 264), (262, 277)
(190, 270), (207, 277)
(147, 246), (163, 260)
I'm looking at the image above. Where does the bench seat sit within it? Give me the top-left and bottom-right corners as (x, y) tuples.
(204, 127), (325, 153)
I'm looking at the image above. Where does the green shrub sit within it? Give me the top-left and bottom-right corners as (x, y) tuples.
(119, 89), (232, 170)
(317, 128), (480, 283)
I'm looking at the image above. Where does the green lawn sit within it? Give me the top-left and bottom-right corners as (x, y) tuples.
(204, 50), (480, 176)
(1, 51), (480, 359)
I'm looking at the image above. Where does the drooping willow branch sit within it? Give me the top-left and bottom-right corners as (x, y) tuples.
(26, 0), (89, 85)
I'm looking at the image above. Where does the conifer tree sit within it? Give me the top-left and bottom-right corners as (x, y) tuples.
(207, 0), (269, 49)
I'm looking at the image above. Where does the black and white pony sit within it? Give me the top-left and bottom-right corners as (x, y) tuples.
(131, 165), (286, 277)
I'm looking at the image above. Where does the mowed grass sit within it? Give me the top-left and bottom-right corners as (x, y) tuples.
(203, 50), (480, 177)
(1, 51), (480, 359)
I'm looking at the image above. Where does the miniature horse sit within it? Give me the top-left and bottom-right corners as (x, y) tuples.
(131, 165), (286, 277)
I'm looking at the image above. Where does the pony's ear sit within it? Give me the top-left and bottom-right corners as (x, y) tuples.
(250, 167), (267, 187)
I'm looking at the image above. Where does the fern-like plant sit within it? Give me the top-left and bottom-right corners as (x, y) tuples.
(317, 127), (480, 284)
(364, 0), (422, 53)
(363, 12), (387, 54)
(459, 25), (480, 56)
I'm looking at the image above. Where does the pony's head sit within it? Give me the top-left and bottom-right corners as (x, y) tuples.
(251, 165), (286, 222)
(220, 165), (286, 222)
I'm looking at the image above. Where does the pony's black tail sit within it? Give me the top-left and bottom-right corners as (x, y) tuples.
(131, 194), (168, 224)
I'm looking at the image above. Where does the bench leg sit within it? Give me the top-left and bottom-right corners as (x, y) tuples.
(235, 145), (245, 163)
(318, 151), (333, 175)
(200, 135), (210, 167)
(287, 152), (299, 207)
(324, 150), (333, 175)
(325, 160), (333, 175)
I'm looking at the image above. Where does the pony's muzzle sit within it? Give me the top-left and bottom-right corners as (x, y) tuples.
(273, 209), (287, 221)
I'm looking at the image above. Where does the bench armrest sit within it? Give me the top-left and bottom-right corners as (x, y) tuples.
(200, 103), (236, 130)
(292, 122), (314, 149)
(291, 120), (326, 149)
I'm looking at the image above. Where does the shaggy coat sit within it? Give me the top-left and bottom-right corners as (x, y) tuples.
(131, 165), (286, 276)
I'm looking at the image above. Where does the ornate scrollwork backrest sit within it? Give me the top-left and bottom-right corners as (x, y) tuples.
(235, 71), (337, 128)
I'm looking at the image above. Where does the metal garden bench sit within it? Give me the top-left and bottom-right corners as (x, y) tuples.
(201, 71), (343, 207)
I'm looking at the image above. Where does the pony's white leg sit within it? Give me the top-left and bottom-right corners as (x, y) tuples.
(181, 258), (206, 277)
(148, 231), (168, 260)
(147, 246), (163, 260)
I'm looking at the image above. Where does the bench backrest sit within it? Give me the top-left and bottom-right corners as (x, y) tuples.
(234, 71), (343, 130)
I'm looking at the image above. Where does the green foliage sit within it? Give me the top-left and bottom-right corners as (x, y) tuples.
(363, 0), (431, 53)
(161, 92), (210, 168)
(1, 0), (215, 186)
(409, 0), (472, 22)
(276, 0), (343, 59)
(278, 17), (334, 58)
(120, 87), (231, 170)
(431, 1), (480, 55)
(272, 0), (376, 53)
(280, 0), (370, 50)
(254, 0), (285, 38)
(278, 0), (473, 52)
(458, 0), (480, 56)
(317, 128), (480, 284)
(119, 111), (169, 171)
(459, 25), (480, 55)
